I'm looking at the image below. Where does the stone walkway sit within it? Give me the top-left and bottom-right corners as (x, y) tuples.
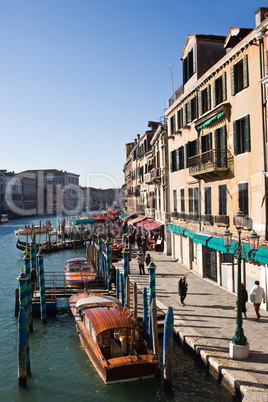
(113, 247), (268, 401)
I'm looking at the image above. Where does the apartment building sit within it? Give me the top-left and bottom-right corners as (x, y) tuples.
(165, 7), (268, 295)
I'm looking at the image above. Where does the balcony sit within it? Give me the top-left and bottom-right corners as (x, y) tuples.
(189, 149), (234, 180)
(201, 214), (214, 225)
(144, 172), (151, 183)
(145, 208), (155, 218)
(215, 215), (229, 227)
(151, 168), (161, 182)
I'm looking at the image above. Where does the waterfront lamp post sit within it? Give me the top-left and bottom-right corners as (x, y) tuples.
(222, 209), (260, 359)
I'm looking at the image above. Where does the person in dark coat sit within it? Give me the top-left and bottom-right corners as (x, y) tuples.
(241, 282), (248, 319)
(145, 253), (151, 266)
(178, 276), (188, 306)
(137, 252), (145, 275)
(108, 264), (116, 290)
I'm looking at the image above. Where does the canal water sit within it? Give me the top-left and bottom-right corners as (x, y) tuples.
(0, 216), (236, 401)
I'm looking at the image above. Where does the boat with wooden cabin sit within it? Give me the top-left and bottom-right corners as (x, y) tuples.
(64, 257), (97, 288)
(69, 293), (157, 384)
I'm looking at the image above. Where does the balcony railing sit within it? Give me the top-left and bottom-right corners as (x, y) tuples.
(189, 149), (234, 179)
(145, 208), (155, 218)
(144, 173), (151, 183)
(201, 214), (214, 225)
(215, 215), (229, 226)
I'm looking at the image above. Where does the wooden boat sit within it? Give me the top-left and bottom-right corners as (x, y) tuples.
(16, 238), (85, 253)
(14, 225), (53, 236)
(69, 293), (157, 384)
(64, 257), (97, 288)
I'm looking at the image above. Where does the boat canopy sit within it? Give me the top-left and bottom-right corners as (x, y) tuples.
(84, 305), (136, 336)
(66, 257), (88, 263)
(76, 295), (120, 310)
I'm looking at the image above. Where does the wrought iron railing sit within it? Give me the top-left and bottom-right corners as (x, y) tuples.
(215, 215), (230, 226)
(201, 214), (214, 225)
(188, 149), (234, 175)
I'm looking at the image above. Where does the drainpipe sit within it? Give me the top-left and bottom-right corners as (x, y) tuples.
(258, 37), (268, 239)
(199, 181), (202, 231)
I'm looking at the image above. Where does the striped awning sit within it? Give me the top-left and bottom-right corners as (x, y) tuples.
(192, 233), (212, 246)
(196, 111), (224, 130)
(167, 224), (184, 235)
(128, 216), (146, 226)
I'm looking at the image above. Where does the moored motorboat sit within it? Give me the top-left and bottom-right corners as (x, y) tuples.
(64, 257), (97, 288)
(69, 293), (157, 384)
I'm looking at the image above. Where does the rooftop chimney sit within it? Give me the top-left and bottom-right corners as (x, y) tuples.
(137, 134), (140, 140)
(255, 7), (268, 27)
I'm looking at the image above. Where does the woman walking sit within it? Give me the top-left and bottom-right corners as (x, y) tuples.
(178, 276), (188, 306)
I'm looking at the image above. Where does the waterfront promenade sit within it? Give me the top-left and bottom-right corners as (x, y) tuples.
(113, 248), (268, 401)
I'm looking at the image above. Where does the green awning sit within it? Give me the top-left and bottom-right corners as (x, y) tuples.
(119, 212), (132, 220)
(196, 111), (224, 130)
(167, 224), (184, 235)
(71, 218), (95, 225)
(207, 236), (227, 252)
(242, 243), (268, 265)
(184, 230), (195, 238)
(193, 234), (212, 246)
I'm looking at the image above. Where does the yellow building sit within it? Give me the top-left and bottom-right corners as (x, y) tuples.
(166, 8), (268, 306)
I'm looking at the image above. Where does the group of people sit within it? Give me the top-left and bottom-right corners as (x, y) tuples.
(241, 280), (266, 320)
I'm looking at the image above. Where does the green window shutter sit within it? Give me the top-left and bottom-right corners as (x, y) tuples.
(170, 151), (174, 172)
(208, 132), (212, 150)
(187, 101), (191, 123)
(222, 125), (227, 149)
(245, 114), (251, 152)
(222, 72), (227, 101)
(207, 85), (211, 110)
(185, 143), (189, 168)
(176, 148), (180, 171)
(193, 44), (196, 74)
(198, 91), (202, 116)
(213, 80), (216, 108)
(195, 138), (199, 155)
(183, 105), (187, 126)
(231, 65), (235, 95)
(233, 121), (238, 155)
(243, 55), (249, 89)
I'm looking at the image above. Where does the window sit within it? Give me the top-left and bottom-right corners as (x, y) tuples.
(170, 150), (177, 172)
(170, 115), (175, 135)
(180, 189), (185, 212)
(191, 96), (197, 121)
(231, 55), (249, 95)
(188, 187), (199, 214)
(213, 72), (227, 107)
(205, 187), (212, 215)
(214, 125), (227, 167)
(239, 182), (249, 215)
(183, 45), (196, 84)
(173, 189), (177, 212)
(185, 139), (198, 168)
(194, 187), (199, 214)
(201, 132), (212, 162)
(219, 185), (227, 215)
(177, 108), (183, 130)
(178, 146), (184, 170)
(188, 188), (194, 213)
(233, 115), (250, 155)
(198, 85), (211, 116)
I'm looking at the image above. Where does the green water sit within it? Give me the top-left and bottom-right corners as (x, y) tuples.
(0, 216), (235, 401)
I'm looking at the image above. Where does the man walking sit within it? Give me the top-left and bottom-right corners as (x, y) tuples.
(137, 251), (145, 275)
(250, 280), (265, 320)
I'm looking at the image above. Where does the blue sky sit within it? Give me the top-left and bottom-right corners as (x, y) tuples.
(0, 0), (264, 188)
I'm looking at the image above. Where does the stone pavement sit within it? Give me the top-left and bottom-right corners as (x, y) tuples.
(113, 247), (268, 401)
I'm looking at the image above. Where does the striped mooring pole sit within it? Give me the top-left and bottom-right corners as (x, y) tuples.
(148, 258), (157, 350)
(120, 273), (124, 306)
(18, 307), (27, 387)
(30, 234), (36, 271)
(143, 287), (148, 340)
(37, 248), (47, 324)
(23, 246), (33, 332)
(122, 246), (129, 305)
(17, 267), (30, 375)
(105, 238), (111, 290)
(163, 306), (174, 388)
(116, 268), (120, 300)
(97, 233), (102, 274)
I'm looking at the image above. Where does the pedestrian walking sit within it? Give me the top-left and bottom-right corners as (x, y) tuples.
(108, 264), (116, 290)
(178, 276), (188, 306)
(137, 251), (145, 275)
(145, 253), (151, 266)
(250, 280), (265, 320)
(240, 283), (248, 319)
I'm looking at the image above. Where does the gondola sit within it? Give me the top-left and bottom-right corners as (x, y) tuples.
(16, 238), (85, 253)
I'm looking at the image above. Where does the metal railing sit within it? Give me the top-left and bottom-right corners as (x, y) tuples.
(189, 149), (234, 176)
